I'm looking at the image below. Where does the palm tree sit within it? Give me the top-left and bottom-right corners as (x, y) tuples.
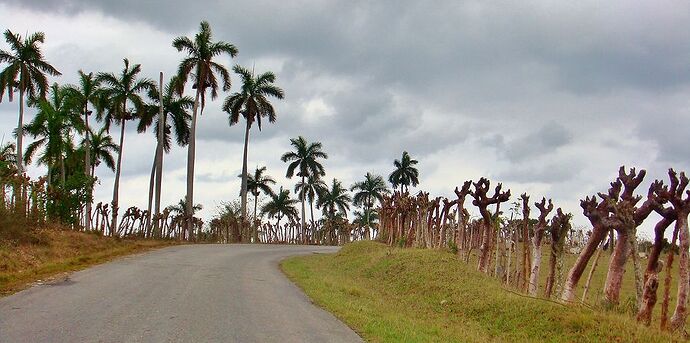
(64, 70), (102, 230)
(167, 197), (203, 217)
(317, 178), (352, 220)
(173, 20), (238, 237)
(138, 75), (192, 232)
(316, 178), (352, 245)
(295, 174), (327, 234)
(238, 166), (276, 242)
(84, 127), (117, 177)
(0, 142), (17, 208)
(388, 151), (419, 193)
(23, 83), (84, 187)
(260, 186), (299, 229)
(97, 58), (155, 236)
(224, 65), (284, 226)
(351, 172), (389, 239)
(280, 136), (328, 241)
(353, 208), (380, 239)
(0, 29), (62, 174)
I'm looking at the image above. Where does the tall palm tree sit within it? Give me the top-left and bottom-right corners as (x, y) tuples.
(280, 136), (328, 241)
(295, 174), (327, 232)
(261, 186), (299, 229)
(238, 166), (276, 242)
(316, 178), (352, 220)
(23, 83), (84, 187)
(0, 142), (17, 207)
(97, 58), (155, 236)
(388, 151), (419, 193)
(173, 20), (238, 237)
(351, 172), (389, 239)
(0, 29), (61, 174)
(84, 127), (117, 177)
(64, 70), (102, 230)
(139, 75), (192, 231)
(224, 65), (284, 225)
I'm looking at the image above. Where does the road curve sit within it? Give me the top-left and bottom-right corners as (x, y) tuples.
(0, 244), (363, 343)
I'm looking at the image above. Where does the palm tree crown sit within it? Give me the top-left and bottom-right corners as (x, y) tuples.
(96, 58), (155, 129)
(351, 172), (389, 208)
(23, 83), (84, 184)
(173, 20), (238, 108)
(0, 29), (61, 173)
(281, 136), (328, 179)
(243, 166), (276, 198)
(261, 187), (299, 223)
(138, 76), (193, 152)
(224, 65), (284, 131)
(317, 178), (352, 220)
(388, 151), (419, 192)
(0, 30), (61, 102)
(85, 127), (118, 175)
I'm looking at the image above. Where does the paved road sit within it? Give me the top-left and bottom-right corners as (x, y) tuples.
(0, 244), (363, 342)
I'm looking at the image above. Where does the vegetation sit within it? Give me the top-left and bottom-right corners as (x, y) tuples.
(283, 241), (673, 342)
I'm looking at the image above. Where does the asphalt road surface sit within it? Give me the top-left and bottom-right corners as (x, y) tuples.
(0, 244), (363, 342)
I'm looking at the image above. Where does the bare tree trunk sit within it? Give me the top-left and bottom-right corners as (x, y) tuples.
(240, 119), (250, 229)
(154, 72), (165, 238)
(603, 230), (630, 305)
(661, 226), (679, 330)
(629, 229), (643, 310)
(186, 88), (201, 240)
(146, 155), (156, 236)
(84, 103), (91, 230)
(637, 216), (674, 325)
(300, 175), (306, 243)
(561, 228), (607, 302)
(16, 88), (24, 174)
(528, 236), (542, 296)
(582, 244), (602, 303)
(111, 118), (126, 237)
(670, 215), (690, 332)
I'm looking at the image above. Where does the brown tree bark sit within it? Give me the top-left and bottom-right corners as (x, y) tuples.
(520, 193), (531, 293)
(528, 197), (553, 296)
(469, 178), (510, 274)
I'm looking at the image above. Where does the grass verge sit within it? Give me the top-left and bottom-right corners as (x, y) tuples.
(282, 241), (676, 342)
(0, 229), (176, 296)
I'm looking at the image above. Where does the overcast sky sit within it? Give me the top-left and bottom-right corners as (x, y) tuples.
(1, 1), (689, 238)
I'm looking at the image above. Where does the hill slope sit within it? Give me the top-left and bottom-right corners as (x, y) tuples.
(282, 241), (673, 342)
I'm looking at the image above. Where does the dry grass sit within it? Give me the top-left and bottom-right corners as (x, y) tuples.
(283, 241), (680, 342)
(0, 228), (176, 296)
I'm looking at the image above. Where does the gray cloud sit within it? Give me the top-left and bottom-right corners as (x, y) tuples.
(1, 0), (690, 233)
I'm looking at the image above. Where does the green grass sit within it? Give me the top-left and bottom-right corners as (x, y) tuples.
(282, 241), (677, 342)
(0, 229), (176, 296)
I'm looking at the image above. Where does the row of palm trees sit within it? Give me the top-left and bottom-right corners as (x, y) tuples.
(1, 22), (422, 241)
(0, 22), (285, 237)
(238, 143), (422, 242)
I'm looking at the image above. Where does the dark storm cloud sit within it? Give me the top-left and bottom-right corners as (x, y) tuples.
(2, 0), (690, 227)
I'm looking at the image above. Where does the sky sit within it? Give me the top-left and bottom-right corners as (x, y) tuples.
(0, 1), (689, 239)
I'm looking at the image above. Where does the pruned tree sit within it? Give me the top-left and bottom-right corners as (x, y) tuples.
(520, 193), (531, 292)
(544, 208), (571, 298)
(658, 169), (690, 332)
(561, 180), (622, 303)
(470, 178), (511, 274)
(528, 197), (553, 296)
(454, 181), (472, 258)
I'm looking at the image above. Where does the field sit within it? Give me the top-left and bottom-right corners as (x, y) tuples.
(0, 228), (176, 296)
(282, 241), (679, 342)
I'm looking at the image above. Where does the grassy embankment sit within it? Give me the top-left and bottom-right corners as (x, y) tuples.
(282, 241), (678, 342)
(0, 227), (176, 296)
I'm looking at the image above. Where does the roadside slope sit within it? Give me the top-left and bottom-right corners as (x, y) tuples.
(282, 241), (673, 342)
(0, 229), (175, 295)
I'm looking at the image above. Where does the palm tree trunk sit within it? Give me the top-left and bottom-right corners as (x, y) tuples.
(186, 87), (201, 240)
(84, 104), (91, 231)
(309, 199), (315, 244)
(16, 88), (24, 174)
(240, 119), (251, 227)
(146, 155), (156, 237)
(111, 118), (126, 237)
(154, 72), (165, 238)
(253, 194), (259, 243)
(365, 201), (371, 240)
(300, 175), (307, 244)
